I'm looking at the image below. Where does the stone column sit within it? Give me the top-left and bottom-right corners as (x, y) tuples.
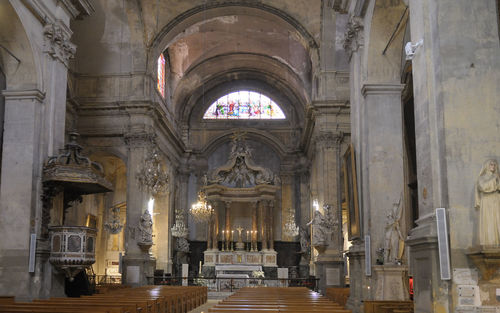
(268, 200), (274, 250)
(212, 202), (219, 250)
(360, 84), (406, 297)
(281, 173), (295, 242)
(252, 202), (258, 251)
(224, 202), (231, 242)
(0, 90), (48, 299)
(122, 132), (156, 286)
(259, 201), (268, 250)
(206, 203), (213, 252)
(312, 131), (345, 292)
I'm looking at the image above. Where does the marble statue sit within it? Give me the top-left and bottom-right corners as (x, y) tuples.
(307, 204), (337, 247)
(138, 210), (153, 243)
(474, 159), (500, 247)
(384, 198), (404, 264)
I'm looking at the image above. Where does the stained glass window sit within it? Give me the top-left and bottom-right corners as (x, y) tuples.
(157, 53), (165, 98)
(203, 91), (286, 119)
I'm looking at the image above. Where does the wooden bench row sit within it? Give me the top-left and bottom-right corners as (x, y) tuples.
(326, 287), (350, 307)
(0, 285), (207, 313)
(209, 287), (352, 313)
(364, 300), (413, 313)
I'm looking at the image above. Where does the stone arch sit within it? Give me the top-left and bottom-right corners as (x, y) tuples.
(364, 0), (408, 83)
(0, 1), (40, 90)
(176, 52), (307, 125)
(200, 129), (288, 161)
(148, 2), (319, 75)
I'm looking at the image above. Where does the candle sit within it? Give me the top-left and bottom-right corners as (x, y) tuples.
(246, 230), (249, 242)
(222, 230), (225, 240)
(199, 261), (202, 274)
(231, 230), (234, 241)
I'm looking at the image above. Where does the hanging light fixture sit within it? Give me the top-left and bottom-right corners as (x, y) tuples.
(171, 207), (189, 238)
(283, 207), (299, 238)
(136, 147), (169, 196)
(190, 190), (213, 223)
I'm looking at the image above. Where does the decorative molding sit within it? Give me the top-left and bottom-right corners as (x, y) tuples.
(60, 0), (95, 19)
(314, 131), (344, 149)
(361, 84), (405, 96)
(343, 16), (364, 58)
(1, 89), (45, 102)
(43, 23), (76, 65)
(124, 131), (156, 148)
(328, 0), (349, 13)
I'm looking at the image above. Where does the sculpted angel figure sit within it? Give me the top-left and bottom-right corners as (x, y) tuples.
(475, 159), (500, 247)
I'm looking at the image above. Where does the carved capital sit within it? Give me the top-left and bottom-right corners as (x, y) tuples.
(315, 131), (344, 150)
(43, 23), (76, 65)
(124, 132), (156, 148)
(343, 16), (364, 57)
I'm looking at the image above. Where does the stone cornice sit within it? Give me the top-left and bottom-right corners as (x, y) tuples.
(59, 0), (95, 19)
(361, 83), (405, 96)
(2, 89), (45, 102)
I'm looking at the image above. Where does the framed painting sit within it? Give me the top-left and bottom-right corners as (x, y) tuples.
(343, 143), (361, 240)
(86, 214), (97, 229)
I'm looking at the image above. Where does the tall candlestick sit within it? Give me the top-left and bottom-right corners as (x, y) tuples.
(246, 230), (249, 242)
(231, 230), (234, 241)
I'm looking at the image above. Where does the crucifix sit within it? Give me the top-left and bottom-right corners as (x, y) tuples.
(236, 226), (244, 243)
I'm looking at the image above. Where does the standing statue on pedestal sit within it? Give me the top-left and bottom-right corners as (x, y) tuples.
(138, 210), (153, 243)
(307, 204), (337, 247)
(475, 159), (500, 248)
(384, 197), (404, 264)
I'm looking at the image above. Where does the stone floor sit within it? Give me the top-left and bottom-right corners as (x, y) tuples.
(187, 299), (219, 313)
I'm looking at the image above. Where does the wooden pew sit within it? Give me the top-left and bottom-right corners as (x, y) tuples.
(0, 285), (207, 313)
(326, 287), (350, 307)
(209, 287), (351, 313)
(364, 300), (413, 313)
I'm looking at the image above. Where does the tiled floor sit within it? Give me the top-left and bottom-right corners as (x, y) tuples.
(188, 299), (220, 313)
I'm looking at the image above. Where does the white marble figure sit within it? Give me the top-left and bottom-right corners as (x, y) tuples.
(138, 210), (153, 243)
(474, 159), (500, 247)
(384, 198), (404, 264)
(307, 204), (337, 247)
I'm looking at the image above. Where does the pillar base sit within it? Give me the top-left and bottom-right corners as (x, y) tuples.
(373, 265), (409, 300)
(122, 254), (156, 286)
(315, 259), (345, 294)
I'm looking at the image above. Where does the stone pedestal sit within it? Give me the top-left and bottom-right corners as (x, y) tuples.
(373, 265), (409, 300)
(122, 254), (156, 286)
(262, 250), (278, 267)
(316, 259), (345, 294)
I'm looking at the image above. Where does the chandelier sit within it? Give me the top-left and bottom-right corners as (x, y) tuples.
(171, 208), (188, 238)
(136, 148), (169, 196)
(283, 207), (299, 238)
(190, 190), (213, 223)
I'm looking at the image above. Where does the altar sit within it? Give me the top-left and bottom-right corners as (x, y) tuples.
(200, 135), (280, 274)
(204, 250), (277, 267)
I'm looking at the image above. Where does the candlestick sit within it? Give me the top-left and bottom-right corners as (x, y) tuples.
(199, 261), (202, 275)
(231, 230), (234, 241)
(246, 230), (249, 242)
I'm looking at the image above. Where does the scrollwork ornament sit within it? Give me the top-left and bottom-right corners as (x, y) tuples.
(343, 16), (364, 58)
(43, 23), (76, 65)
